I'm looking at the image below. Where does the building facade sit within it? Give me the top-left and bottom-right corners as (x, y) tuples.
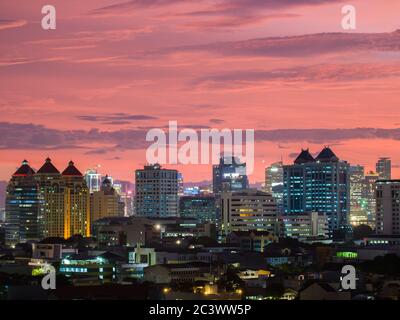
(179, 196), (216, 223)
(349, 165), (369, 226)
(84, 168), (102, 193)
(283, 147), (350, 235)
(220, 189), (278, 238)
(376, 180), (400, 235)
(278, 212), (329, 240)
(35, 158), (90, 239)
(213, 156), (249, 195)
(264, 161), (284, 212)
(135, 164), (179, 217)
(362, 171), (380, 228)
(376, 158), (391, 180)
(5, 160), (42, 246)
(90, 175), (124, 223)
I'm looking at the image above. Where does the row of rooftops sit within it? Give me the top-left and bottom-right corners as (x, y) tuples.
(13, 158), (83, 177)
(293, 146), (339, 164)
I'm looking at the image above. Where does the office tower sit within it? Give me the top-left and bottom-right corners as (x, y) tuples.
(264, 161), (284, 212)
(283, 147), (350, 234)
(178, 173), (184, 197)
(349, 165), (368, 226)
(212, 156), (249, 195)
(349, 165), (365, 211)
(376, 180), (400, 235)
(0, 209), (5, 222)
(376, 157), (391, 180)
(61, 161), (91, 238)
(36, 158), (90, 239)
(35, 158), (66, 239)
(179, 196), (216, 223)
(220, 190), (278, 238)
(113, 180), (134, 217)
(5, 160), (42, 246)
(135, 164), (178, 217)
(362, 171), (380, 228)
(91, 175), (124, 223)
(84, 168), (102, 193)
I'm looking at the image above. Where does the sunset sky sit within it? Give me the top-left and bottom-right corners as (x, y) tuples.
(1, 0), (400, 183)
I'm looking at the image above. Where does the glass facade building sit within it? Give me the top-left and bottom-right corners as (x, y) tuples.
(212, 156), (249, 195)
(283, 147), (350, 235)
(5, 160), (42, 246)
(179, 196), (216, 223)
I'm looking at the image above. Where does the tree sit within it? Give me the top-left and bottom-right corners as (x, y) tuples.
(353, 225), (373, 240)
(265, 283), (285, 299)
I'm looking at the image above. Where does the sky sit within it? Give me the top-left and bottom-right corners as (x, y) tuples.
(1, 0), (400, 183)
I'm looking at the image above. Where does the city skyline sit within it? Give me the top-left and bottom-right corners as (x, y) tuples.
(1, 1), (400, 182)
(0, 150), (395, 186)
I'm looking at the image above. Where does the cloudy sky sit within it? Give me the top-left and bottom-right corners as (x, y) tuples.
(1, 0), (400, 183)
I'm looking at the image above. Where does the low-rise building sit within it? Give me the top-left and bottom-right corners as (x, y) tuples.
(59, 252), (123, 283)
(298, 281), (351, 300)
(93, 216), (160, 247)
(144, 262), (215, 284)
(227, 231), (278, 252)
(278, 212), (329, 240)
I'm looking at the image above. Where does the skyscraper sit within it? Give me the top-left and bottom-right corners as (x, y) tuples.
(264, 161), (284, 212)
(283, 147), (350, 234)
(91, 175), (124, 223)
(376, 180), (400, 235)
(212, 156), (249, 195)
(35, 158), (90, 239)
(61, 161), (91, 238)
(362, 171), (380, 228)
(5, 160), (42, 246)
(178, 173), (184, 197)
(84, 168), (102, 193)
(135, 164), (178, 217)
(376, 157), (391, 180)
(349, 165), (368, 226)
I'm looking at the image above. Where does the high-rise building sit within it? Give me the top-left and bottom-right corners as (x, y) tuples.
(35, 158), (90, 239)
(213, 156), (249, 195)
(220, 189), (278, 238)
(264, 161), (284, 212)
(61, 161), (91, 238)
(0, 209), (5, 222)
(179, 196), (216, 223)
(362, 171), (380, 228)
(178, 173), (184, 197)
(349, 165), (369, 226)
(84, 168), (102, 193)
(91, 175), (124, 223)
(112, 180), (134, 217)
(283, 147), (350, 234)
(376, 158), (391, 180)
(135, 164), (178, 217)
(35, 158), (65, 239)
(349, 165), (364, 212)
(376, 180), (400, 235)
(5, 160), (42, 246)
